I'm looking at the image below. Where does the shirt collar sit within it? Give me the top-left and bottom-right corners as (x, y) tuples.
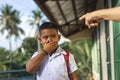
(49, 47), (66, 59)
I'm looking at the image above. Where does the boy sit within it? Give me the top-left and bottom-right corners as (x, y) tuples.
(26, 22), (78, 80)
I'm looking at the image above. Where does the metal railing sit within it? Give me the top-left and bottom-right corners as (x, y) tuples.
(0, 69), (36, 80)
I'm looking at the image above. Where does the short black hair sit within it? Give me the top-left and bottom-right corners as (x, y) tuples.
(39, 22), (59, 33)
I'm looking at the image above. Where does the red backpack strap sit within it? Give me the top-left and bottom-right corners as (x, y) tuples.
(64, 50), (70, 74)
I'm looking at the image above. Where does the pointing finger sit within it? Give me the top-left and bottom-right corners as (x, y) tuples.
(79, 15), (86, 20)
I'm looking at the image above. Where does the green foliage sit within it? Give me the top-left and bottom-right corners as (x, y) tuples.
(11, 37), (38, 76)
(27, 8), (42, 37)
(0, 4), (38, 78)
(0, 4), (24, 39)
(0, 47), (33, 77)
(0, 4), (25, 71)
(60, 41), (71, 50)
(60, 38), (92, 80)
(30, 9), (42, 26)
(0, 47), (9, 71)
(0, 37), (37, 77)
(20, 37), (38, 55)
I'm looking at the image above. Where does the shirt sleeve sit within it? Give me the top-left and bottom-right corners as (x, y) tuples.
(69, 53), (78, 74)
(31, 52), (39, 59)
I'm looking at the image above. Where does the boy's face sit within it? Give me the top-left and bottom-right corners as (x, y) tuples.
(38, 28), (61, 47)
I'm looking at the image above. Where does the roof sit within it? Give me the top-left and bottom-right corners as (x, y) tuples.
(34, 0), (97, 38)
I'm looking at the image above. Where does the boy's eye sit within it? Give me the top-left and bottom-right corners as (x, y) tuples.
(43, 36), (48, 39)
(42, 34), (57, 40)
(51, 35), (57, 38)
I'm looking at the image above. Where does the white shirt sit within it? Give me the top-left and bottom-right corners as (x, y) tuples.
(31, 47), (78, 80)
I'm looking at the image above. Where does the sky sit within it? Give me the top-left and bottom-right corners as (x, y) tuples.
(0, 0), (66, 51)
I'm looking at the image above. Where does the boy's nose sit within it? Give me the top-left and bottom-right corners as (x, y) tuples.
(47, 37), (53, 42)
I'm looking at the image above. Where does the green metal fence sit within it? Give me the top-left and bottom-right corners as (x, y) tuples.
(0, 69), (36, 80)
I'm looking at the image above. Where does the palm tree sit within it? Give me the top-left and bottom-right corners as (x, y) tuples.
(72, 39), (92, 80)
(28, 9), (42, 36)
(61, 38), (92, 80)
(0, 4), (24, 70)
(28, 9), (42, 50)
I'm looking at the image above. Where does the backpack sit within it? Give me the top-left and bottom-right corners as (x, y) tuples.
(64, 51), (70, 78)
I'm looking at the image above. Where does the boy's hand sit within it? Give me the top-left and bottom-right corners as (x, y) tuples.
(43, 40), (58, 55)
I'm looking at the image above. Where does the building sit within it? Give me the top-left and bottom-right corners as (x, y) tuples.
(34, 0), (120, 80)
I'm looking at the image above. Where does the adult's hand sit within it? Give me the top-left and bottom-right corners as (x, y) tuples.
(79, 13), (101, 28)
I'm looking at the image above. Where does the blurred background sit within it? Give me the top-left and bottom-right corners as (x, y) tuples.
(0, 0), (92, 80)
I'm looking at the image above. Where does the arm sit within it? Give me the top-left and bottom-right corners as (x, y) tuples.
(69, 71), (78, 80)
(26, 50), (47, 74)
(95, 6), (120, 21)
(26, 40), (58, 74)
(79, 6), (120, 28)
(101, 6), (120, 21)
(68, 54), (78, 80)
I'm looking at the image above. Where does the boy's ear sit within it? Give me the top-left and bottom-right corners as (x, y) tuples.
(58, 34), (61, 41)
(37, 34), (41, 43)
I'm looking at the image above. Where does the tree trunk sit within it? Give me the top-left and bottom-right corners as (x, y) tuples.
(37, 23), (41, 51)
(9, 37), (12, 70)
(8, 37), (12, 79)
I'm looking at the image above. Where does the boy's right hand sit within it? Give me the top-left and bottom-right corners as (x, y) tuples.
(43, 40), (58, 55)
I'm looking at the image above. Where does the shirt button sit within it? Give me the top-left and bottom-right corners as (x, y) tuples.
(49, 59), (52, 62)
(48, 73), (51, 76)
